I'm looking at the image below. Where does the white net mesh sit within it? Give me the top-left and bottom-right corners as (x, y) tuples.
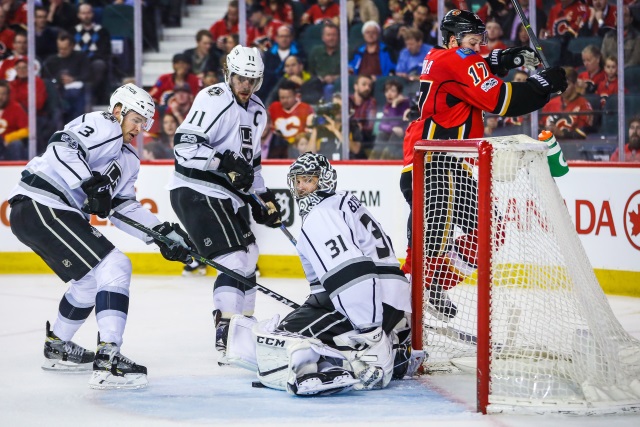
(415, 135), (640, 414)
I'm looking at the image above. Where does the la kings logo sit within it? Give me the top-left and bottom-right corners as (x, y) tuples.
(239, 126), (253, 162)
(272, 189), (294, 227)
(208, 87), (224, 96)
(101, 112), (118, 123)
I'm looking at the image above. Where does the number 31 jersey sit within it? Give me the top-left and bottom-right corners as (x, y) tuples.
(297, 191), (411, 319)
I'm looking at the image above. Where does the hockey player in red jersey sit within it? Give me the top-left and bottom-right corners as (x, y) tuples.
(400, 9), (568, 321)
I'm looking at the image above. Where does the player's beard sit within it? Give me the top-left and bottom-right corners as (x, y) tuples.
(629, 134), (640, 150)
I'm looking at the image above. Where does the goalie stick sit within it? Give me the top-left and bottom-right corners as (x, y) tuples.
(251, 193), (298, 245)
(510, 0), (549, 69)
(110, 211), (302, 310)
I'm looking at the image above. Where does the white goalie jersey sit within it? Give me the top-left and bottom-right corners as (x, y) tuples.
(297, 191), (412, 329)
(167, 82), (268, 209)
(8, 111), (162, 243)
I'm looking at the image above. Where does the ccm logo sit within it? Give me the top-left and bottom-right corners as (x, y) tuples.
(257, 337), (286, 347)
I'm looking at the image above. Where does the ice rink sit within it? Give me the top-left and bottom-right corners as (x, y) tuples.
(1, 274), (639, 427)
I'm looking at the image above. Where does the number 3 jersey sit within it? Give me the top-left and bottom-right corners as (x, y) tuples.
(297, 191), (411, 329)
(8, 111), (161, 243)
(167, 82), (268, 210)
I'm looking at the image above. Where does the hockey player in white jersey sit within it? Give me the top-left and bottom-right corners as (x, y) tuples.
(224, 153), (423, 395)
(8, 83), (193, 390)
(167, 45), (282, 361)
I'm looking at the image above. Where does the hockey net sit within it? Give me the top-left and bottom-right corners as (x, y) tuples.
(411, 135), (640, 414)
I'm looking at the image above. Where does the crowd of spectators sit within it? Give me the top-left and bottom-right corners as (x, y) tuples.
(2, 0), (640, 162)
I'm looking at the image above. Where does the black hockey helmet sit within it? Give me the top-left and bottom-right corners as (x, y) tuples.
(440, 9), (487, 47)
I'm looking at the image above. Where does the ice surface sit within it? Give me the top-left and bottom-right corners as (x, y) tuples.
(1, 275), (639, 427)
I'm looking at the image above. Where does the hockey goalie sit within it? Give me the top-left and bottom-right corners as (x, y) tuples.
(224, 153), (425, 395)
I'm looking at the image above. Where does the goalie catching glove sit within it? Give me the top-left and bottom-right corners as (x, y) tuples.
(81, 172), (112, 218)
(248, 189), (282, 228)
(488, 46), (540, 76)
(152, 222), (193, 263)
(214, 149), (254, 192)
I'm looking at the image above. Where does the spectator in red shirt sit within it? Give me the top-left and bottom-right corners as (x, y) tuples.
(262, 0), (293, 26)
(587, 0), (617, 36)
(610, 116), (640, 162)
(541, 67), (594, 139)
(543, 0), (590, 39)
(0, 7), (15, 59)
(302, 0), (340, 26)
(0, 32), (40, 80)
(149, 53), (201, 105)
(577, 44), (606, 94)
(269, 79), (314, 144)
(247, 3), (283, 50)
(0, 79), (28, 160)
(9, 58), (48, 113)
(596, 55), (627, 108)
(209, 0), (239, 51)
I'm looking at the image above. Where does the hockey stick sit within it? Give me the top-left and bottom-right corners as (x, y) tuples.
(424, 324), (478, 346)
(110, 211), (302, 310)
(251, 193), (298, 245)
(510, 0), (549, 69)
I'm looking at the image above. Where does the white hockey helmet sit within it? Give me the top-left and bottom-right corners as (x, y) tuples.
(287, 152), (337, 217)
(225, 44), (264, 93)
(108, 83), (155, 131)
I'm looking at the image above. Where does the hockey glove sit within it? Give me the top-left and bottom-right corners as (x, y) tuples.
(527, 67), (568, 96)
(215, 150), (254, 192)
(152, 222), (193, 263)
(248, 189), (282, 228)
(488, 46), (540, 76)
(81, 173), (112, 218)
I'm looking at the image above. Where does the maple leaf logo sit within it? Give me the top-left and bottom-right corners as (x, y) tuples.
(630, 204), (640, 237)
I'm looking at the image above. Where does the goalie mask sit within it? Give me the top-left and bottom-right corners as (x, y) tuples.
(108, 83), (155, 131)
(287, 152), (337, 218)
(440, 9), (487, 47)
(225, 45), (264, 94)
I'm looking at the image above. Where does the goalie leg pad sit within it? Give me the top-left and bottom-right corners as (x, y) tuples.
(286, 341), (358, 396)
(252, 317), (357, 395)
(226, 314), (259, 371)
(334, 327), (394, 390)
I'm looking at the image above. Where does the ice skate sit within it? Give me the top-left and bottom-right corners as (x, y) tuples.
(426, 283), (458, 322)
(42, 321), (94, 372)
(287, 367), (359, 396)
(213, 309), (230, 366)
(182, 259), (207, 277)
(88, 342), (148, 390)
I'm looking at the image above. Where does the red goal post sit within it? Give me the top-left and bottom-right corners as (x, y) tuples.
(410, 136), (640, 415)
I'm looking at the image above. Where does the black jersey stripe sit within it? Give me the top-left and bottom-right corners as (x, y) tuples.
(76, 152), (92, 175)
(20, 172), (73, 206)
(204, 100), (234, 133)
(52, 146), (82, 181)
(301, 228), (328, 273)
(338, 192), (349, 210)
(122, 143), (140, 160)
(250, 97), (266, 111)
(88, 134), (122, 150)
(322, 258), (377, 297)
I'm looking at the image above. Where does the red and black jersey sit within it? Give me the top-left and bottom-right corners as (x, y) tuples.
(269, 100), (314, 143)
(578, 69), (606, 92)
(546, 1), (589, 37)
(402, 46), (513, 168)
(541, 95), (593, 138)
(587, 4), (617, 35)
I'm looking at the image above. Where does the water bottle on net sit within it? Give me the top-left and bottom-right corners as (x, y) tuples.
(538, 130), (569, 177)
